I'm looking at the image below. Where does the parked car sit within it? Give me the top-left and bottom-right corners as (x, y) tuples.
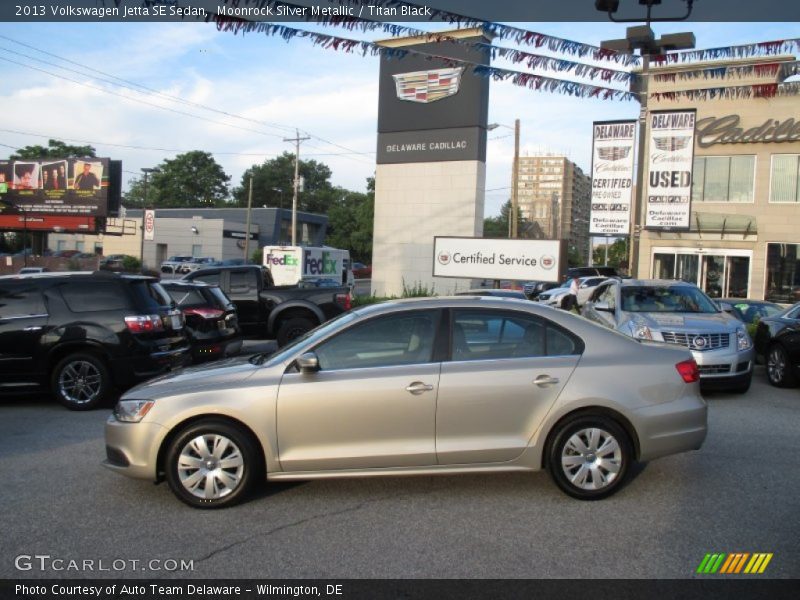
(18, 267), (50, 274)
(522, 281), (560, 300)
(537, 283), (573, 309)
(160, 256), (193, 276)
(99, 254), (132, 272)
(0, 271), (190, 410)
(717, 298), (785, 325)
(177, 257), (217, 275)
(456, 289), (528, 299)
(104, 296), (707, 508)
(160, 281), (243, 363)
(352, 262), (372, 279)
(754, 302), (800, 387)
(564, 266), (619, 281)
(582, 279), (754, 393)
(184, 265), (352, 346)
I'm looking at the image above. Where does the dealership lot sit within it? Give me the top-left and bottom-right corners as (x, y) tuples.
(0, 365), (797, 579)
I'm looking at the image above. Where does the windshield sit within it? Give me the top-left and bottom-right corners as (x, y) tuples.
(253, 310), (359, 366)
(621, 286), (719, 314)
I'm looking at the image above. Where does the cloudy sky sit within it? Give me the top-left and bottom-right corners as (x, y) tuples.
(0, 16), (796, 215)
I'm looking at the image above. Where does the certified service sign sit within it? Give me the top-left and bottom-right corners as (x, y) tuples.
(433, 237), (563, 282)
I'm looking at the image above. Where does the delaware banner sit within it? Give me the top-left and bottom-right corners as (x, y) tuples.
(644, 110), (697, 231)
(589, 120), (636, 236)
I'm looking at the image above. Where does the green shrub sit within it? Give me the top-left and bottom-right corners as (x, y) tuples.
(351, 294), (395, 308)
(401, 279), (436, 298)
(122, 255), (141, 272)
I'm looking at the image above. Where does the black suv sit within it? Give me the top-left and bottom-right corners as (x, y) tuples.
(0, 272), (190, 410)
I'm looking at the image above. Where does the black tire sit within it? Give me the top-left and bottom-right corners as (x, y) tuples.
(276, 317), (315, 347)
(165, 420), (261, 509)
(547, 414), (632, 500)
(51, 352), (112, 411)
(729, 372), (753, 394)
(766, 343), (797, 388)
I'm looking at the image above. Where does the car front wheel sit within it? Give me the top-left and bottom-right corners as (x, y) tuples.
(767, 343), (797, 388)
(165, 420), (260, 509)
(548, 415), (632, 500)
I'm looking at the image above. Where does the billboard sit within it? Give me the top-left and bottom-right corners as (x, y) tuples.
(645, 110), (697, 231)
(590, 120), (636, 236)
(433, 237), (564, 282)
(0, 215), (95, 232)
(0, 157), (118, 220)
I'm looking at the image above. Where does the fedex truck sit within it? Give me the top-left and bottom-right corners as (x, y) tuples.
(263, 246), (353, 287)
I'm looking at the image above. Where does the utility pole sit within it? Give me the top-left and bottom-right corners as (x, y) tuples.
(244, 175), (253, 264)
(283, 129), (310, 246)
(511, 118), (520, 239)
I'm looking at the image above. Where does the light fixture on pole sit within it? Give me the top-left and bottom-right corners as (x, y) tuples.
(596, 0), (695, 278)
(487, 119), (521, 239)
(139, 167), (160, 270)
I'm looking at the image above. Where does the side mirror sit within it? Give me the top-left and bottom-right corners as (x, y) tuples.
(296, 352), (320, 373)
(595, 301), (613, 312)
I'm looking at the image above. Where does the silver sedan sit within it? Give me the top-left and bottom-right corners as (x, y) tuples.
(104, 297), (707, 508)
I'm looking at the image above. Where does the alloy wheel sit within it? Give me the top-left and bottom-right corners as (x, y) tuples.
(767, 347), (785, 384)
(58, 360), (103, 406)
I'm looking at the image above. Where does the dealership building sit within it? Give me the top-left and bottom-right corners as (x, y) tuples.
(635, 55), (800, 302)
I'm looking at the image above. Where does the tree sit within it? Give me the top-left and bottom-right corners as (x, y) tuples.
(124, 151), (230, 207)
(483, 200), (533, 238)
(325, 177), (374, 263)
(593, 238), (628, 269)
(10, 139), (96, 160)
(232, 152), (335, 214)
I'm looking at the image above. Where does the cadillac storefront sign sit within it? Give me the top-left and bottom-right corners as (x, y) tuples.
(645, 109), (697, 231)
(393, 67), (464, 103)
(433, 237), (563, 282)
(590, 120), (636, 236)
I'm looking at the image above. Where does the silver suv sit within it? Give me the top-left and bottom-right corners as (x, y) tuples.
(582, 279), (754, 393)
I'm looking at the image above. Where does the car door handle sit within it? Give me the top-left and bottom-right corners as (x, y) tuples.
(533, 375), (560, 387)
(406, 382), (434, 395)
(23, 326), (42, 332)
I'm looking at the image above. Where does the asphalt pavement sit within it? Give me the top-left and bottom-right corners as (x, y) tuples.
(0, 365), (797, 579)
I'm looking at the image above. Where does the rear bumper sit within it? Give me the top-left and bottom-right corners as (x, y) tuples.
(110, 345), (191, 387)
(634, 390), (708, 462)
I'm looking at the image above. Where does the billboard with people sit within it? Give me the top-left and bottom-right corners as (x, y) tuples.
(0, 157), (114, 218)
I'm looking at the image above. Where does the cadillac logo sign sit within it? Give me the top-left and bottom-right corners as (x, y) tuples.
(693, 336), (708, 349)
(393, 67), (464, 104)
(437, 250), (452, 265)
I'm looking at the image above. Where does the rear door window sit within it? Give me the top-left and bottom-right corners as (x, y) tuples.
(59, 282), (129, 312)
(229, 270), (258, 295)
(192, 272), (220, 286)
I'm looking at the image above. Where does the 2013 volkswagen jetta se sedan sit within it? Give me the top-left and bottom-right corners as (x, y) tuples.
(104, 297), (707, 508)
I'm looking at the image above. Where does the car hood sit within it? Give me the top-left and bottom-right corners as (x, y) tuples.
(123, 355), (260, 398)
(623, 311), (739, 332)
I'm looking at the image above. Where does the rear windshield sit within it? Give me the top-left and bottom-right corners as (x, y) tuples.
(165, 287), (206, 308)
(621, 286), (719, 314)
(130, 281), (173, 311)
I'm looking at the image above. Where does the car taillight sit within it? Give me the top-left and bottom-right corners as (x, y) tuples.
(336, 292), (352, 311)
(124, 314), (164, 333)
(184, 307), (225, 320)
(676, 359), (700, 383)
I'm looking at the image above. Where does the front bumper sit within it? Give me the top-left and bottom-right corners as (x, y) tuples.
(104, 418), (167, 481)
(691, 345), (754, 382)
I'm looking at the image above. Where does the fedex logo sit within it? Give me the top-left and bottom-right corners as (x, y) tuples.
(305, 251), (337, 275)
(266, 253), (299, 267)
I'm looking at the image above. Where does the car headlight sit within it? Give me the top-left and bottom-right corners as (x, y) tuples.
(736, 328), (752, 351)
(629, 322), (653, 340)
(114, 400), (155, 423)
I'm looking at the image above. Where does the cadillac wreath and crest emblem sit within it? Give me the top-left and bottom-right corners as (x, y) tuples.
(392, 67), (464, 103)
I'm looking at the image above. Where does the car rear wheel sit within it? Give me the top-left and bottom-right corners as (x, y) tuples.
(51, 352), (111, 411)
(767, 343), (797, 388)
(165, 420), (260, 509)
(548, 415), (632, 500)
(276, 317), (315, 347)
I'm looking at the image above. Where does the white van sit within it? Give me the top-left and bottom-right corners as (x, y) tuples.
(263, 246), (353, 288)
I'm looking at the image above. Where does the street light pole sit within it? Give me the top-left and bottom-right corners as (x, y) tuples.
(244, 176), (253, 264)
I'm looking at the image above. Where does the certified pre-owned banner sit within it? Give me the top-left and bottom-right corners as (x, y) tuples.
(590, 120), (636, 236)
(645, 110), (697, 231)
(433, 237), (563, 282)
